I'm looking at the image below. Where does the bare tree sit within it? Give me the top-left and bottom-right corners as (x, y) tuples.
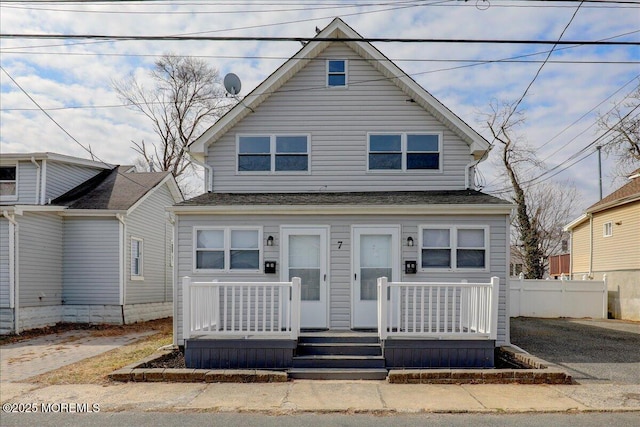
(113, 54), (231, 189)
(598, 81), (640, 178)
(482, 100), (577, 279)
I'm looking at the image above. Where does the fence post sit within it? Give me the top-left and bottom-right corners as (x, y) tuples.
(518, 272), (525, 318)
(182, 276), (191, 341)
(291, 277), (301, 339)
(377, 277), (388, 340)
(490, 277), (500, 341)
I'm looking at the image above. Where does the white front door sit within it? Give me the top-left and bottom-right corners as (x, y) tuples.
(352, 226), (400, 329)
(281, 226), (329, 329)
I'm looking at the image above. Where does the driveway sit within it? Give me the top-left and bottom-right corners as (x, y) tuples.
(510, 317), (640, 384)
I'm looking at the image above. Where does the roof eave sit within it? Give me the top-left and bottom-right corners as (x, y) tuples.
(564, 213), (589, 231)
(168, 203), (514, 215)
(586, 193), (640, 215)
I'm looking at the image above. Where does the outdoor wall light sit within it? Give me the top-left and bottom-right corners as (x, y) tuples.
(266, 235), (274, 246)
(407, 236), (414, 247)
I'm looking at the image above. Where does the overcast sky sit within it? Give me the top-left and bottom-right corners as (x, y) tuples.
(1, 0), (638, 213)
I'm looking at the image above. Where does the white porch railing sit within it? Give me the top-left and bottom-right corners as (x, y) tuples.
(182, 277), (301, 340)
(377, 277), (500, 340)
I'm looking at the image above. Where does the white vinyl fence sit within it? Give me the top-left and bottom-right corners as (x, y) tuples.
(509, 274), (607, 318)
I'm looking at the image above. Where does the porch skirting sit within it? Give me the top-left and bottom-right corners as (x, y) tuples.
(382, 339), (495, 368)
(184, 339), (297, 369)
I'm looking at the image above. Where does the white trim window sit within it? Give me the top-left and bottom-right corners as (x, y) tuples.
(237, 135), (309, 173)
(603, 221), (613, 237)
(131, 237), (144, 279)
(0, 164), (17, 200)
(327, 59), (347, 87)
(194, 227), (262, 272)
(368, 133), (441, 171)
(420, 226), (489, 271)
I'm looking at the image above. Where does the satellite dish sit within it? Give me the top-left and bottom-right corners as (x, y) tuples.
(223, 73), (242, 96)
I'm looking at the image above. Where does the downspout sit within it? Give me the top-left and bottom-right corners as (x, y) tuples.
(465, 161), (475, 190)
(116, 214), (127, 324)
(30, 157), (40, 204)
(588, 213), (594, 279)
(40, 160), (47, 205)
(3, 210), (19, 334)
(189, 154), (213, 193)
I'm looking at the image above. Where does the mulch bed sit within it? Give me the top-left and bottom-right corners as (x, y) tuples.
(139, 350), (186, 369)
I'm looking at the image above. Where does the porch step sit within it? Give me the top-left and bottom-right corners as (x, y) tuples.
(296, 342), (381, 356)
(288, 368), (388, 381)
(298, 333), (379, 344)
(292, 355), (385, 369)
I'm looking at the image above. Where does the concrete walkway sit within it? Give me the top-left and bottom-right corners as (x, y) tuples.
(0, 329), (154, 383)
(1, 380), (639, 413)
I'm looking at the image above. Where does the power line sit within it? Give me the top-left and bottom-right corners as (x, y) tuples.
(1, 34), (637, 45)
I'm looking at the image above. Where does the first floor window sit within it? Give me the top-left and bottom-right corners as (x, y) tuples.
(195, 227), (261, 271)
(0, 165), (17, 198)
(421, 226), (488, 270)
(131, 237), (143, 278)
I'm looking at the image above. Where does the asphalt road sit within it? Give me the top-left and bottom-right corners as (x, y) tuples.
(1, 412), (639, 427)
(509, 317), (640, 384)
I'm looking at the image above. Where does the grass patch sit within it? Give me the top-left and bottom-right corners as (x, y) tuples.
(25, 318), (173, 385)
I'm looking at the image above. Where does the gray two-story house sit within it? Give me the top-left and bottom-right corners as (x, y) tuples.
(171, 18), (513, 378)
(0, 153), (182, 334)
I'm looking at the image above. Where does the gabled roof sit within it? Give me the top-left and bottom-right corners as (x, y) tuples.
(189, 17), (491, 161)
(586, 172), (640, 214)
(564, 172), (640, 231)
(53, 166), (182, 211)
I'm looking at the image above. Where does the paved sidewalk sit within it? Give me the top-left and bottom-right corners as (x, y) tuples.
(1, 380), (639, 413)
(0, 330), (155, 382)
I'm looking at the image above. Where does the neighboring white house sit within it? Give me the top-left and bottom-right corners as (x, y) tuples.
(0, 153), (182, 334)
(170, 18), (513, 374)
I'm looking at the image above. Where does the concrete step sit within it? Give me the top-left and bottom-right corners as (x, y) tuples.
(296, 342), (382, 356)
(288, 368), (388, 380)
(292, 355), (386, 369)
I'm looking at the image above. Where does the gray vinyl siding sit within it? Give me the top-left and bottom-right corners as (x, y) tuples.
(62, 218), (120, 305)
(125, 184), (175, 305)
(0, 219), (10, 308)
(206, 43), (472, 193)
(175, 213), (508, 344)
(45, 161), (104, 202)
(17, 212), (63, 307)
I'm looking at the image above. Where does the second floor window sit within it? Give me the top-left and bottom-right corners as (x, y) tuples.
(238, 135), (309, 173)
(368, 133), (441, 171)
(0, 165), (17, 199)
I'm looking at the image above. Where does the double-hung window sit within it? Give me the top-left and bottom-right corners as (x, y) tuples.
(420, 226), (488, 270)
(368, 133), (441, 171)
(238, 135), (309, 173)
(131, 237), (144, 279)
(0, 165), (17, 200)
(327, 60), (347, 87)
(195, 227), (261, 272)
(603, 222), (613, 237)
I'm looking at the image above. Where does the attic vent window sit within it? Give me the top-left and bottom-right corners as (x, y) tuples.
(327, 60), (347, 87)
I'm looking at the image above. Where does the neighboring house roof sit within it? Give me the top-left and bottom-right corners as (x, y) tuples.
(565, 173), (640, 230)
(53, 166), (182, 211)
(172, 190), (513, 214)
(189, 17), (491, 161)
(0, 152), (114, 169)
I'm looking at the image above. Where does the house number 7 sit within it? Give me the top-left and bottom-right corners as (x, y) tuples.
(337, 241), (343, 249)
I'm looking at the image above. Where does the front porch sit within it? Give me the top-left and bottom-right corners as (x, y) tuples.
(181, 276), (499, 376)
